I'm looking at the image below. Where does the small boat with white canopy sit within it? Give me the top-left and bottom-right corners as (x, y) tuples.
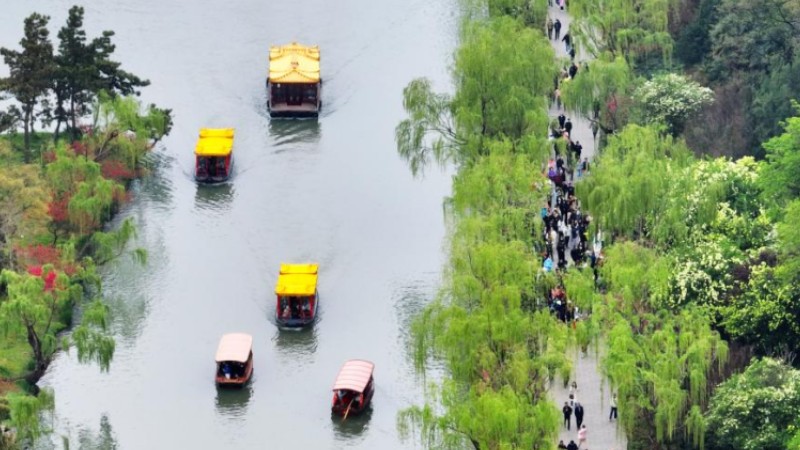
(214, 333), (254, 387)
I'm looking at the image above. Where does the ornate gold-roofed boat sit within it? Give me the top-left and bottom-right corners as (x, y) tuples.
(267, 43), (321, 117)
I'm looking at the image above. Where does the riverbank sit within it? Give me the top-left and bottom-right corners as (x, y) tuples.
(0, 94), (171, 438)
(393, 1), (588, 447)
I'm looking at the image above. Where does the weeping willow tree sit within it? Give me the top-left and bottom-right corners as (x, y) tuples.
(0, 268), (114, 384)
(578, 125), (694, 242)
(398, 138), (573, 448)
(603, 309), (727, 449)
(591, 242), (727, 449)
(400, 234), (571, 449)
(567, 0), (675, 62)
(396, 15), (554, 176)
(561, 0), (676, 136)
(453, 17), (554, 144)
(560, 54), (633, 135)
(89, 92), (172, 167)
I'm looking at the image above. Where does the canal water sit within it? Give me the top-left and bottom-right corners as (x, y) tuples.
(1, 0), (457, 447)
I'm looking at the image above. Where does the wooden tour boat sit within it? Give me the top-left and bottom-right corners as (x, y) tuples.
(331, 359), (375, 418)
(215, 333), (254, 387)
(275, 263), (319, 327)
(195, 128), (234, 183)
(267, 43), (321, 117)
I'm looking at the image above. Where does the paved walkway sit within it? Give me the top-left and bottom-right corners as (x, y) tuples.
(545, 4), (627, 449)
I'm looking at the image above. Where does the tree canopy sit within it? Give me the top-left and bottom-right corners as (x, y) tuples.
(0, 13), (55, 161)
(706, 358), (800, 450)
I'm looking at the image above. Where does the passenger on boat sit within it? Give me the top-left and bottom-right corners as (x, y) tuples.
(301, 302), (311, 318)
(221, 362), (232, 379)
(197, 158), (209, 178)
(233, 362), (245, 378)
(282, 305), (291, 320)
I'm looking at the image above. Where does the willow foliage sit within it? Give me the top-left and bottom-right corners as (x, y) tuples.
(578, 125), (693, 242)
(560, 54), (633, 133)
(454, 16), (554, 145)
(567, 0), (675, 62)
(396, 15), (554, 176)
(603, 309), (727, 448)
(4, 388), (54, 444)
(452, 141), (547, 216)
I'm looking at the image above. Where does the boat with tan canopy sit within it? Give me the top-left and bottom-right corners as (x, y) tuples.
(331, 359), (375, 417)
(215, 333), (254, 386)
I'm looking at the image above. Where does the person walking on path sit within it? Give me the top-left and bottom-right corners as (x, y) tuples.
(557, 440), (568, 449)
(554, 19), (562, 40)
(574, 401), (585, 429)
(564, 118), (573, 134)
(568, 62), (578, 79)
(566, 440), (578, 450)
(558, 113), (567, 129)
(562, 32), (571, 52)
(547, 18), (554, 40)
(562, 401), (573, 430)
(609, 393), (618, 421)
(577, 424), (587, 448)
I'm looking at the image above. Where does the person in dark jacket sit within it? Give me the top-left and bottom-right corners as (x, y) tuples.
(554, 19), (562, 40)
(564, 118), (573, 134)
(568, 63), (578, 79)
(562, 401), (573, 430)
(558, 113), (567, 129)
(562, 32), (571, 52)
(574, 401), (585, 428)
(566, 440), (579, 450)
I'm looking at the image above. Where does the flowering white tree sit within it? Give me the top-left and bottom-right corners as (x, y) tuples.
(633, 73), (714, 136)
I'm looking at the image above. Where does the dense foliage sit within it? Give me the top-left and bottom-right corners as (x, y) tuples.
(676, 0), (800, 157)
(0, 7), (170, 448)
(705, 358), (800, 450)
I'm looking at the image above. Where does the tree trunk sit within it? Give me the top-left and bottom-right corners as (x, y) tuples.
(70, 95), (78, 142)
(23, 108), (31, 163)
(54, 118), (62, 143)
(24, 324), (48, 385)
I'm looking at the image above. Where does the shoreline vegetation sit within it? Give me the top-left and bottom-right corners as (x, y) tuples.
(396, 0), (800, 449)
(0, 5), (171, 447)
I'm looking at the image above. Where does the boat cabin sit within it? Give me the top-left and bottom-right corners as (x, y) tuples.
(331, 359), (375, 417)
(267, 43), (321, 117)
(215, 333), (254, 387)
(275, 263), (319, 327)
(195, 128), (234, 182)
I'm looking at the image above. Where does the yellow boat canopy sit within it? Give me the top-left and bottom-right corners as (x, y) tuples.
(275, 263), (319, 296)
(195, 128), (234, 157)
(268, 43), (320, 84)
